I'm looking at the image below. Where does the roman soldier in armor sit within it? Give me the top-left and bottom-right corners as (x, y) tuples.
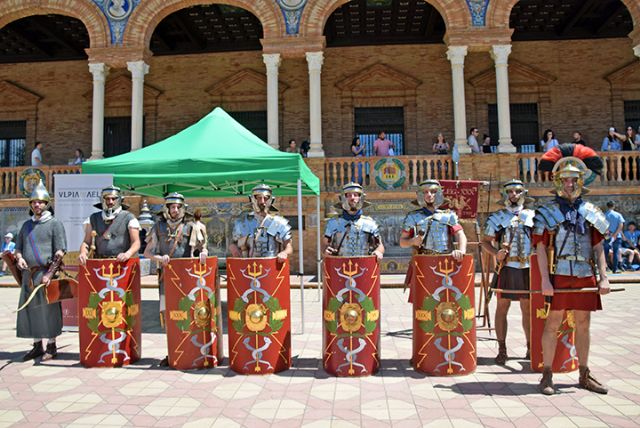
(78, 186), (140, 264)
(534, 145), (610, 395)
(400, 180), (467, 300)
(144, 193), (208, 366)
(481, 179), (535, 365)
(15, 180), (67, 361)
(229, 184), (292, 261)
(324, 182), (384, 259)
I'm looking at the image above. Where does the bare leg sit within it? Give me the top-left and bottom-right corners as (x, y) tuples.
(573, 310), (590, 367)
(520, 298), (531, 357)
(542, 310), (564, 368)
(494, 298), (510, 364)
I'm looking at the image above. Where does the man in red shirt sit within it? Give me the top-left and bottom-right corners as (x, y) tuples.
(533, 157), (610, 395)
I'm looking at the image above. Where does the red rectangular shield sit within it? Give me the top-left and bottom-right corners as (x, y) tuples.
(78, 258), (141, 368)
(227, 257), (291, 374)
(323, 255), (381, 377)
(164, 257), (222, 370)
(412, 254), (476, 375)
(529, 254), (578, 373)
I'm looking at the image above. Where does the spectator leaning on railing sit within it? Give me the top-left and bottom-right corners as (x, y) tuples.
(540, 129), (559, 152)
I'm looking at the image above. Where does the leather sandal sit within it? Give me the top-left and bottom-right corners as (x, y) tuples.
(41, 342), (57, 361)
(495, 341), (507, 365)
(579, 367), (608, 395)
(539, 367), (555, 395)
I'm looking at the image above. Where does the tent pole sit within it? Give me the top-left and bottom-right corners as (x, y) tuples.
(297, 179), (305, 335)
(316, 194), (322, 302)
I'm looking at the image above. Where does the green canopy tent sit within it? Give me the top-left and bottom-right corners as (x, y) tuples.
(82, 108), (322, 331)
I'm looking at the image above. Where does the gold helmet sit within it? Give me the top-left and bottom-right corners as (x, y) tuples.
(249, 184), (276, 213)
(339, 182), (366, 211)
(552, 156), (591, 200)
(416, 179), (445, 209)
(29, 180), (51, 211)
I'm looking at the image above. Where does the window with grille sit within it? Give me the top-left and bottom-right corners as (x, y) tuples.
(624, 100), (640, 130)
(228, 111), (268, 143)
(354, 107), (404, 155)
(0, 121), (26, 166)
(489, 103), (539, 153)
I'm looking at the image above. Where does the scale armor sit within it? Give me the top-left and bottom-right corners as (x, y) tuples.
(485, 208), (535, 269)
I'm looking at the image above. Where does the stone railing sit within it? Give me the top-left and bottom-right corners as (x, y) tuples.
(514, 151), (640, 186)
(0, 165), (81, 198)
(319, 155), (454, 192)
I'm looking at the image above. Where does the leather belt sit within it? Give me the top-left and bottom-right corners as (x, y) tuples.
(557, 255), (587, 262)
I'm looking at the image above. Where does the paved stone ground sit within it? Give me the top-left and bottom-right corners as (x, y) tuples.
(0, 283), (639, 428)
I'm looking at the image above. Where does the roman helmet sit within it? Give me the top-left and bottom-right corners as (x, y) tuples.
(28, 179), (51, 212)
(415, 179), (445, 209)
(499, 179), (532, 207)
(540, 143), (602, 200)
(338, 182), (367, 212)
(162, 192), (186, 221)
(249, 184), (276, 213)
(93, 186), (126, 220)
(551, 157), (590, 200)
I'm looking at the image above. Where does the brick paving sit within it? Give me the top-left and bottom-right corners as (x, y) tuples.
(0, 282), (639, 427)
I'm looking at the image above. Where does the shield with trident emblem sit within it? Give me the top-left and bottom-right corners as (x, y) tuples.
(323, 255), (381, 377)
(227, 257), (291, 374)
(411, 254), (476, 375)
(78, 258), (141, 367)
(164, 257), (223, 370)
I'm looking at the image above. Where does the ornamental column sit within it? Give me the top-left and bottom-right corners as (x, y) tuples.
(88, 63), (108, 159)
(491, 44), (514, 152)
(127, 61), (149, 152)
(263, 53), (281, 149)
(446, 46), (469, 153)
(306, 51), (325, 157)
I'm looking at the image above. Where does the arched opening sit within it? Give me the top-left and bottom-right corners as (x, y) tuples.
(0, 15), (89, 63)
(324, 0), (445, 47)
(149, 4), (263, 55)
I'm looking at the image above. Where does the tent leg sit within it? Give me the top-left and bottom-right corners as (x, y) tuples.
(297, 179), (304, 335)
(316, 194), (322, 302)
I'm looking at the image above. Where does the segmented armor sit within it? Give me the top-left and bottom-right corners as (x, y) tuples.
(232, 213), (292, 258)
(324, 215), (381, 257)
(534, 200), (608, 277)
(485, 208), (535, 269)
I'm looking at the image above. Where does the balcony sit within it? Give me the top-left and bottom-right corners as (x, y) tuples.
(0, 151), (638, 199)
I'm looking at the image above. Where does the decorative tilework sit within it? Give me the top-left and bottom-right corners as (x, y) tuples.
(277, 0), (308, 35)
(466, 0), (489, 27)
(92, 0), (142, 45)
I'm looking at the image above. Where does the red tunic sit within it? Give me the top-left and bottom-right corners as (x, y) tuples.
(533, 229), (603, 311)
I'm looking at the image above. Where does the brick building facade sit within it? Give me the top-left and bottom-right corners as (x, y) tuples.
(0, 0), (638, 163)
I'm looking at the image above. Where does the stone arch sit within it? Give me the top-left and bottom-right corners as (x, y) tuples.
(123, 0), (284, 49)
(299, 0), (472, 38)
(0, 0), (110, 48)
(486, 0), (640, 32)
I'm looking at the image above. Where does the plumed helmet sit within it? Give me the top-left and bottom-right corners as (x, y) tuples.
(249, 183), (276, 212)
(540, 144), (602, 199)
(339, 182), (366, 211)
(416, 179), (445, 209)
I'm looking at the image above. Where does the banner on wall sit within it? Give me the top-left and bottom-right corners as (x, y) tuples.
(54, 173), (113, 329)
